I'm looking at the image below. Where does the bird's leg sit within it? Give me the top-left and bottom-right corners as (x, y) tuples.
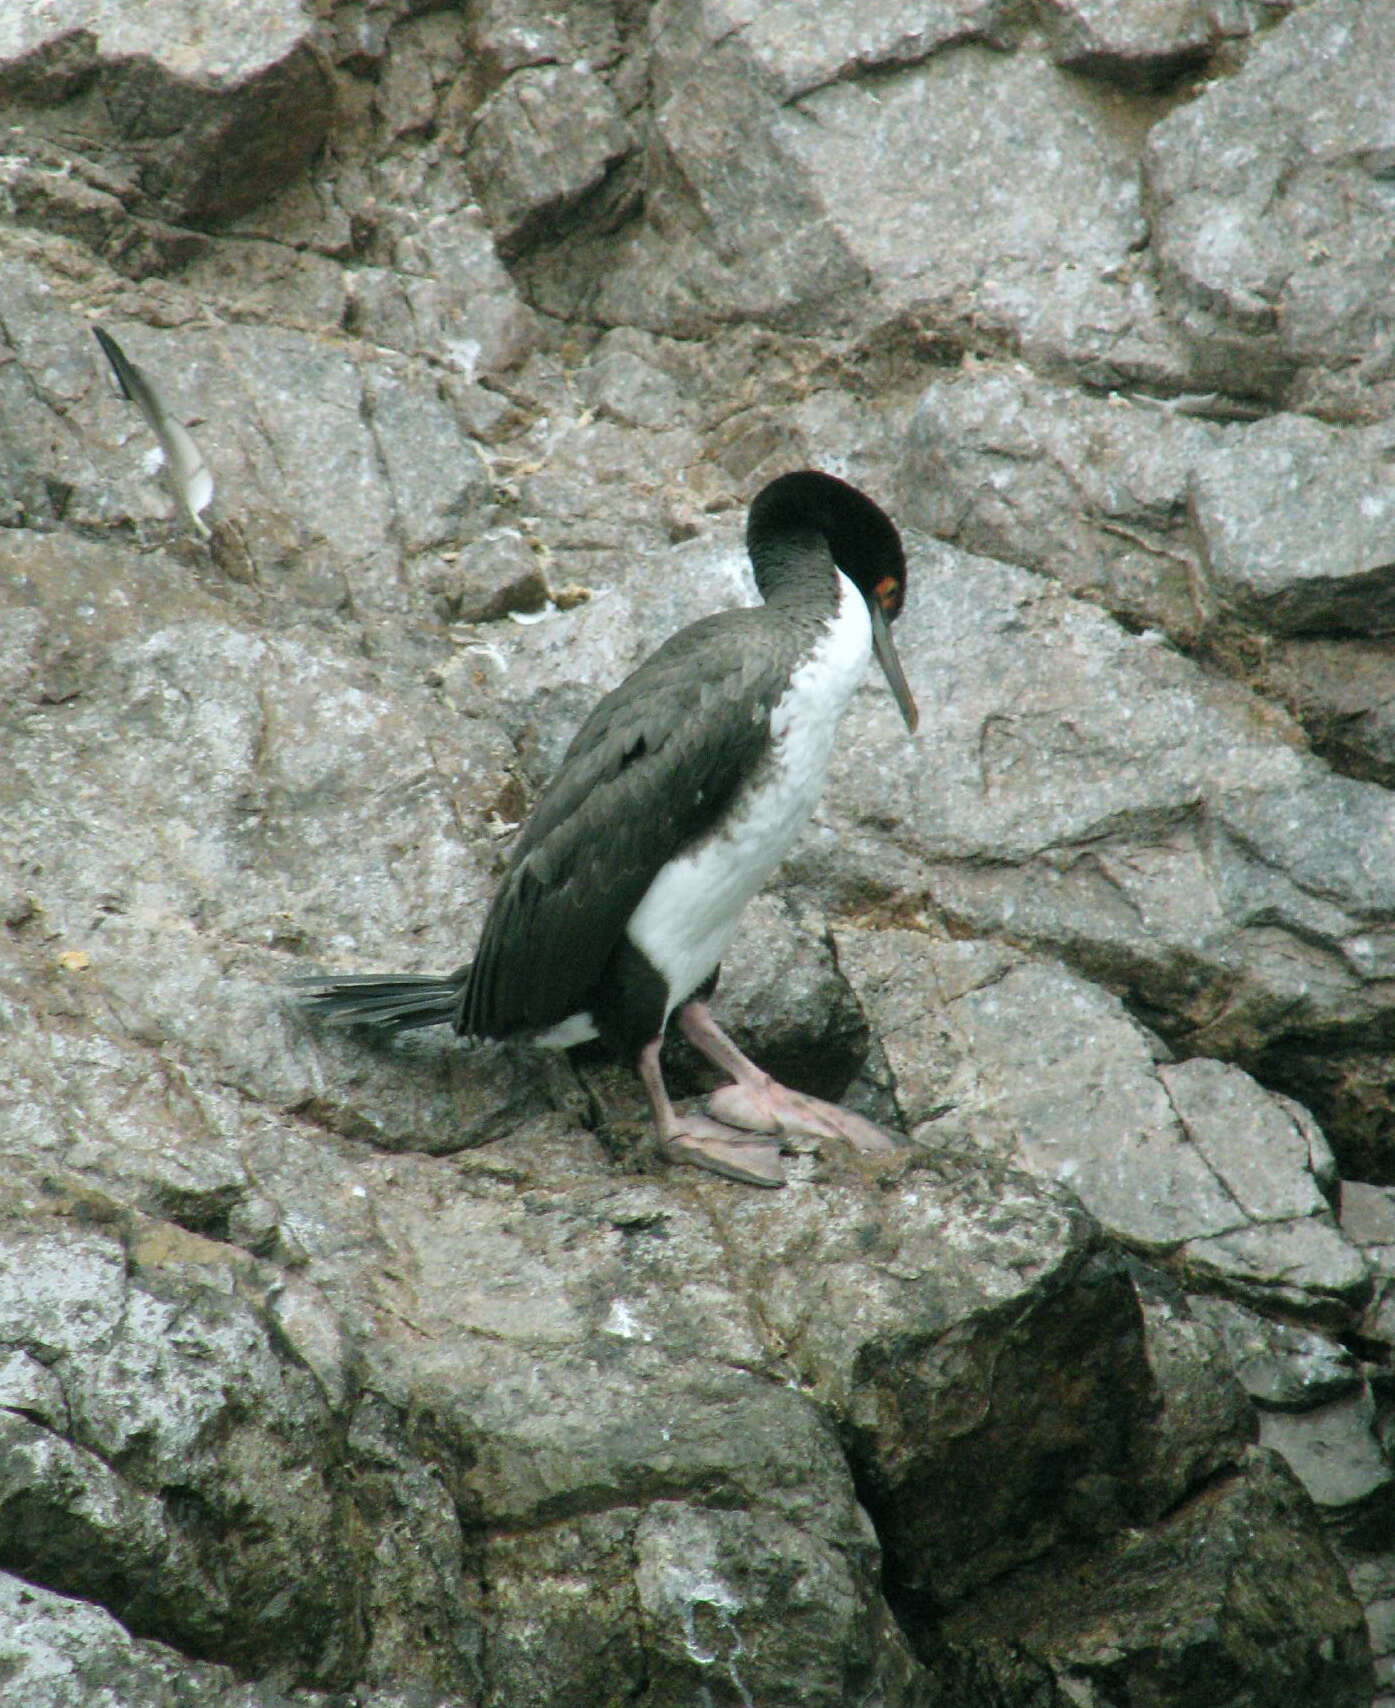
(637, 1036), (785, 1188)
(677, 1001), (900, 1156)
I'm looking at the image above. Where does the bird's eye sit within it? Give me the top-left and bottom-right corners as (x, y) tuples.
(873, 574), (901, 615)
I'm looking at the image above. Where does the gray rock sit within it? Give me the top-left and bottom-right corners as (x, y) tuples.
(937, 1449), (1373, 1708)
(0, 249), (113, 528)
(1261, 1389), (1395, 1548)
(362, 366), (494, 555)
(595, 29), (1184, 386)
(0, 1211), (352, 1679)
(1351, 1558), (1395, 1708)
(419, 526), (549, 623)
(1190, 1294), (1363, 1412)
(4, 1039), (1347, 1702)
(1255, 636), (1395, 791)
(431, 1159), (1130, 1685)
(904, 365), (1395, 651)
(579, 332), (686, 431)
(835, 927), (1370, 1319)
(0, 1349), (68, 1431)
(1182, 1217), (1372, 1323)
(1144, 0), (1395, 413)
(902, 365), (1217, 640)
(1160, 1056), (1333, 1223)
(338, 1139), (1145, 1625)
(1127, 1276), (1257, 1517)
(463, 0), (586, 95)
(0, 1228), (126, 1356)
(464, 63), (633, 255)
(0, 1569), (298, 1708)
(654, 0), (1020, 103)
(0, 1408), (179, 1615)
(577, 50), (868, 336)
(1191, 412), (1395, 636)
(1041, 0), (1245, 86)
(0, 0), (333, 226)
(362, 204), (540, 377)
(1343, 1180), (1395, 1249)
(181, 238), (349, 333)
(373, 9), (467, 140)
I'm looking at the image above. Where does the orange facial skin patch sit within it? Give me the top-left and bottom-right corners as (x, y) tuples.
(873, 573), (902, 617)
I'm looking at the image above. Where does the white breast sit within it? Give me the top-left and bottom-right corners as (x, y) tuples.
(625, 570), (873, 1024)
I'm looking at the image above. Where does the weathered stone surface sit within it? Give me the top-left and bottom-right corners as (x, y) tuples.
(903, 365), (1215, 640)
(1252, 636), (1395, 792)
(416, 525), (549, 624)
(1191, 1294), (1363, 1412)
(937, 1450), (1373, 1708)
(579, 329), (687, 431)
(1040, 0), (1247, 86)
(810, 537), (1395, 1180)
(465, 0), (575, 91)
(1, 0), (1392, 1698)
(0, 1218), (350, 1682)
(739, 1192), (1145, 1612)
(0, 1111), (1165, 1701)
(905, 364), (1395, 652)
(1192, 412), (1395, 636)
(0, 0), (315, 92)
(569, 51), (868, 336)
(1161, 1055), (1335, 1221)
(771, 48), (1169, 381)
(1348, 1555), (1395, 1708)
(1260, 1389), (1395, 1548)
(1343, 1180), (1395, 1250)
(182, 237), (349, 333)
(0, 1), (333, 226)
(0, 246), (112, 529)
(1126, 1272), (1257, 1516)
(362, 366), (493, 555)
(591, 28), (1184, 387)
(1183, 1217), (1372, 1324)
(461, 0), (634, 119)
(1145, 0), (1395, 415)
(658, 0), (1018, 103)
(382, 205), (539, 377)
(834, 928), (1371, 1320)
(0, 1569), (298, 1708)
(372, 9), (469, 140)
(464, 63), (633, 255)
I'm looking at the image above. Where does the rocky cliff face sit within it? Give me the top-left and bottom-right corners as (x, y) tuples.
(1, 2), (1393, 1704)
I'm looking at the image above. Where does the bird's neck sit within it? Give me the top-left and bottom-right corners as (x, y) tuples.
(750, 527), (842, 615)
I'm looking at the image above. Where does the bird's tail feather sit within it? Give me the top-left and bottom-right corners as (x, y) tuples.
(293, 970), (464, 1033)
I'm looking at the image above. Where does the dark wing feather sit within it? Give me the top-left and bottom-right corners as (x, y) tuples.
(458, 609), (800, 1038)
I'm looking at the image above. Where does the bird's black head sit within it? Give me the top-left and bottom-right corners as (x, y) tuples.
(747, 469), (908, 618)
(747, 470), (917, 731)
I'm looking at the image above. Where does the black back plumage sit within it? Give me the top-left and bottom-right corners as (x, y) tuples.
(456, 607), (816, 1038)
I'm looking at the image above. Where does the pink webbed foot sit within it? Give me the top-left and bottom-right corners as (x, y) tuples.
(677, 999), (901, 1159)
(704, 1079), (898, 1153)
(662, 1115), (785, 1187)
(637, 1035), (785, 1188)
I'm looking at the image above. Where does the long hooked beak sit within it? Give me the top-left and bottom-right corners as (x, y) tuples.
(868, 598), (918, 732)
